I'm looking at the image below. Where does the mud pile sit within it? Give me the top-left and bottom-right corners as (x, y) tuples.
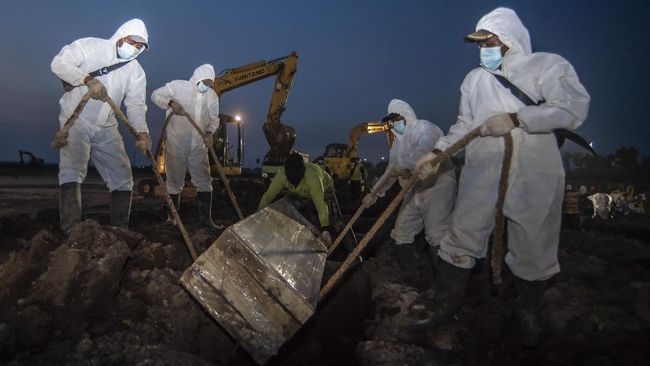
(0, 220), (241, 365)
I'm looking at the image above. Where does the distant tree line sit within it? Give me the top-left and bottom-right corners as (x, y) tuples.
(359, 146), (649, 192)
(562, 146), (650, 190)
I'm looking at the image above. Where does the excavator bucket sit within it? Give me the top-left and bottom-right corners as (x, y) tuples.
(180, 198), (327, 364)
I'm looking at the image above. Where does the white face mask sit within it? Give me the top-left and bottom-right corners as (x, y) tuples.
(117, 42), (140, 60)
(479, 46), (503, 70)
(196, 81), (210, 93)
(391, 120), (406, 135)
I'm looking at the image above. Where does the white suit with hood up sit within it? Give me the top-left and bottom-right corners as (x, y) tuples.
(51, 19), (149, 192)
(372, 99), (456, 247)
(434, 8), (590, 280)
(151, 64), (220, 194)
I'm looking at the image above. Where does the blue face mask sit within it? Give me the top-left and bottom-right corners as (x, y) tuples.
(196, 81), (210, 93)
(392, 120), (406, 135)
(480, 46), (503, 70)
(117, 42), (139, 60)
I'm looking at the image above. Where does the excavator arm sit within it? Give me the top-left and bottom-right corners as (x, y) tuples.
(214, 52), (298, 163)
(346, 122), (394, 159)
(18, 150), (44, 166)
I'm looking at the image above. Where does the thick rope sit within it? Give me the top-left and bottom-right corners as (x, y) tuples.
(320, 127), (482, 301)
(490, 133), (514, 285)
(51, 92), (92, 149)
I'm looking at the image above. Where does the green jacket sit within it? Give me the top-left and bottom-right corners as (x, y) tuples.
(259, 163), (334, 228)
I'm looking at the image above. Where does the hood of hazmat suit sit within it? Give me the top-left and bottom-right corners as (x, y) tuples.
(51, 19), (149, 133)
(189, 63), (215, 85)
(111, 18), (149, 49)
(433, 7), (590, 281)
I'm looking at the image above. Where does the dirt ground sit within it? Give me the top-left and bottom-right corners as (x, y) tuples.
(1, 164), (649, 365)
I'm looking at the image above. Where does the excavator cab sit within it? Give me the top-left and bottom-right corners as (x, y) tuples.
(322, 143), (349, 180)
(210, 114), (243, 176)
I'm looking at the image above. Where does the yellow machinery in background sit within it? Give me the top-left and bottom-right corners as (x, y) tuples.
(321, 121), (393, 180)
(213, 52), (299, 178)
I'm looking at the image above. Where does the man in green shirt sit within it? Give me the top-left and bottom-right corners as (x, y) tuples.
(259, 152), (350, 249)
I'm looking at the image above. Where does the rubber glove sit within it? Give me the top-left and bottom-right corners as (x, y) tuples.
(362, 193), (378, 207)
(169, 100), (185, 115)
(390, 166), (411, 179)
(319, 231), (332, 246)
(85, 78), (108, 101)
(135, 132), (152, 153)
(479, 113), (518, 137)
(415, 151), (440, 180)
(203, 131), (213, 147)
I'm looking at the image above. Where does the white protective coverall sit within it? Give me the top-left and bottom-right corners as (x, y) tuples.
(433, 8), (590, 280)
(151, 64), (219, 194)
(373, 99), (456, 247)
(51, 19), (149, 191)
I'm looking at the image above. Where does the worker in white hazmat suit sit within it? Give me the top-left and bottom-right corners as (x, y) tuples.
(151, 64), (221, 229)
(363, 99), (456, 281)
(411, 8), (590, 346)
(51, 19), (151, 234)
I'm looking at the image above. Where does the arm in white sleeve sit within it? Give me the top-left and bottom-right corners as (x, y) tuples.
(371, 162), (398, 197)
(123, 64), (148, 133)
(206, 93), (220, 134)
(50, 41), (89, 86)
(516, 56), (590, 133)
(151, 83), (175, 110)
(412, 124), (439, 160)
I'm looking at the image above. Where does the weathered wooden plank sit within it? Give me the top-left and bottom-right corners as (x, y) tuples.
(180, 198), (327, 364)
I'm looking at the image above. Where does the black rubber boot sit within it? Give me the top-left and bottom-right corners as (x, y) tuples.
(514, 277), (547, 347)
(197, 191), (223, 229)
(402, 259), (471, 332)
(110, 190), (132, 228)
(166, 193), (180, 224)
(423, 245), (440, 300)
(59, 182), (82, 235)
(428, 245), (439, 272)
(396, 242), (420, 282)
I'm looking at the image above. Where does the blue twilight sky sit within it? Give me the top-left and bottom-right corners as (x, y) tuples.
(0, 0), (648, 167)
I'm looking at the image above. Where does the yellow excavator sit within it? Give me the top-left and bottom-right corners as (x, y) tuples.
(138, 52), (299, 197)
(320, 121), (394, 180)
(213, 52), (299, 178)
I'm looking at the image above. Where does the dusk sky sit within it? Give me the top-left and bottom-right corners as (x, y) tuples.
(0, 0), (648, 167)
